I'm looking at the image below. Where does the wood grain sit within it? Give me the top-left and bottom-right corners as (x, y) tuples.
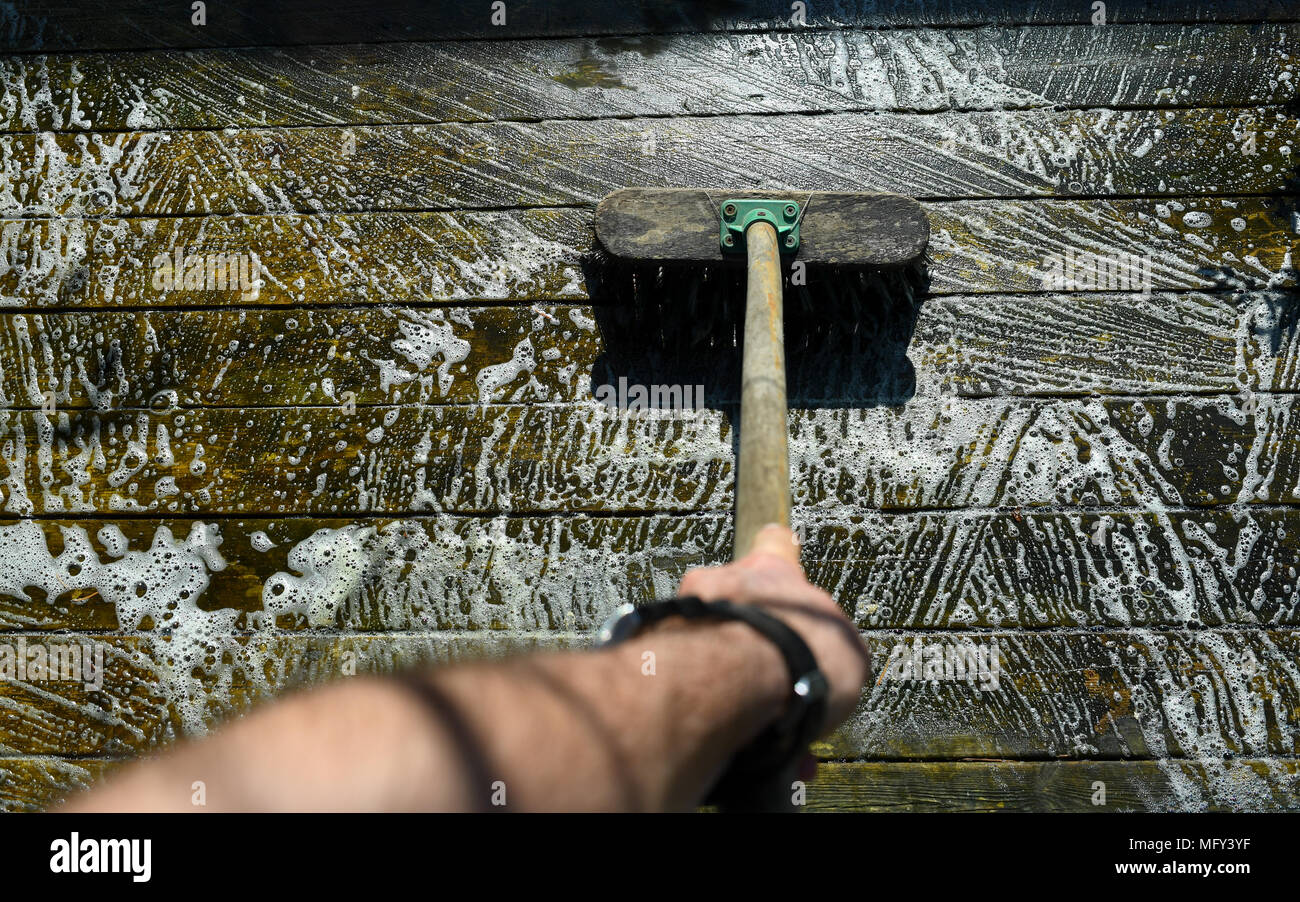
(6, 2), (1296, 52)
(810, 507), (1300, 628)
(4, 7), (1299, 810)
(6, 757), (1297, 812)
(927, 196), (1298, 295)
(5, 507), (1300, 634)
(0, 632), (575, 756)
(0, 630), (1295, 774)
(828, 629), (1300, 761)
(806, 759), (1300, 812)
(0, 291), (1293, 412)
(3, 197), (1289, 310)
(0, 757), (116, 811)
(2, 397), (1300, 516)
(0, 109), (1290, 218)
(5, 24), (1293, 131)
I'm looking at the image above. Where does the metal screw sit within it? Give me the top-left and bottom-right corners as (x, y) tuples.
(722, 203), (737, 219)
(722, 234), (734, 246)
(784, 204), (798, 219)
(785, 234), (796, 247)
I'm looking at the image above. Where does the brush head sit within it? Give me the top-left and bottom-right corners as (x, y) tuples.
(588, 188), (930, 353)
(595, 188), (928, 267)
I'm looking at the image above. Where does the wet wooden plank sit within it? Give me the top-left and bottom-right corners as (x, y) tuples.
(0, 306), (605, 409)
(0, 403), (737, 516)
(2, 201), (1292, 309)
(0, 109), (1290, 217)
(4, 756), (1299, 812)
(0, 291), (1289, 414)
(3, 197), (1289, 310)
(5, 24), (1294, 131)
(806, 759), (1300, 812)
(3, 397), (1300, 516)
(0, 632), (576, 756)
(810, 507), (1300, 628)
(0, 757), (115, 811)
(7, 1), (1296, 52)
(7, 754), (1299, 813)
(0, 293), (1291, 411)
(826, 629), (1300, 761)
(911, 290), (1289, 397)
(0, 211), (592, 309)
(0, 515), (715, 632)
(925, 196), (1298, 295)
(0, 630), (1295, 775)
(4, 507), (1300, 634)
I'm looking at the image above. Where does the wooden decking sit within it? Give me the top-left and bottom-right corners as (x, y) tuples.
(0, 1), (1298, 811)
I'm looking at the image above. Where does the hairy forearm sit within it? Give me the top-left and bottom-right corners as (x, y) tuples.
(430, 619), (787, 810)
(61, 621), (786, 812)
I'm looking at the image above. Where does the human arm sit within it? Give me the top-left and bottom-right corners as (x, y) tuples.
(60, 525), (869, 812)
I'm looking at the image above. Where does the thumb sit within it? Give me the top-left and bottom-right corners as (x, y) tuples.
(746, 523), (803, 569)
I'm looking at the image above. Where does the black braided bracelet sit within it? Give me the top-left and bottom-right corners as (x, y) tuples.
(594, 596), (829, 809)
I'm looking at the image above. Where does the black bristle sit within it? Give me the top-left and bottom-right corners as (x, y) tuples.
(582, 244), (931, 406)
(587, 246), (927, 340)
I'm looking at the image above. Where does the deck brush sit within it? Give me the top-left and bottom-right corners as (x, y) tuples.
(590, 187), (929, 811)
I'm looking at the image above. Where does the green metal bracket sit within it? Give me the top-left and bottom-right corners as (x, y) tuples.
(719, 199), (801, 255)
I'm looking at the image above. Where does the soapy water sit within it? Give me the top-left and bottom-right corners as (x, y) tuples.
(0, 511), (715, 743)
(0, 39), (1294, 810)
(2, 500), (1295, 809)
(0, 312), (1293, 810)
(0, 518), (234, 736)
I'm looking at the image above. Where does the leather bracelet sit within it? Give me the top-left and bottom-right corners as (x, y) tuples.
(594, 596), (829, 808)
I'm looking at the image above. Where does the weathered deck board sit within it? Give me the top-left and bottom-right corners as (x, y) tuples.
(812, 508), (1300, 629)
(0, 632), (575, 756)
(0, 292), (1292, 410)
(911, 291), (1279, 397)
(806, 759), (1300, 812)
(4, 508), (1300, 633)
(4, 24), (1294, 131)
(3, 197), (1290, 310)
(0, 306), (605, 409)
(5, 0), (1297, 52)
(0, 630), (1295, 771)
(0, 757), (114, 811)
(5, 757), (1297, 812)
(0, 109), (1290, 217)
(834, 629), (1300, 761)
(4, 3), (1298, 813)
(925, 197), (1297, 295)
(0, 515), (713, 633)
(2, 397), (1300, 516)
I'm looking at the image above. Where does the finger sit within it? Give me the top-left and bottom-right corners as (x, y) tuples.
(745, 524), (803, 569)
(678, 566), (741, 601)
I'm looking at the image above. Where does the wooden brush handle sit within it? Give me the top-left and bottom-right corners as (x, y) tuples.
(733, 219), (791, 560)
(728, 219), (801, 813)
